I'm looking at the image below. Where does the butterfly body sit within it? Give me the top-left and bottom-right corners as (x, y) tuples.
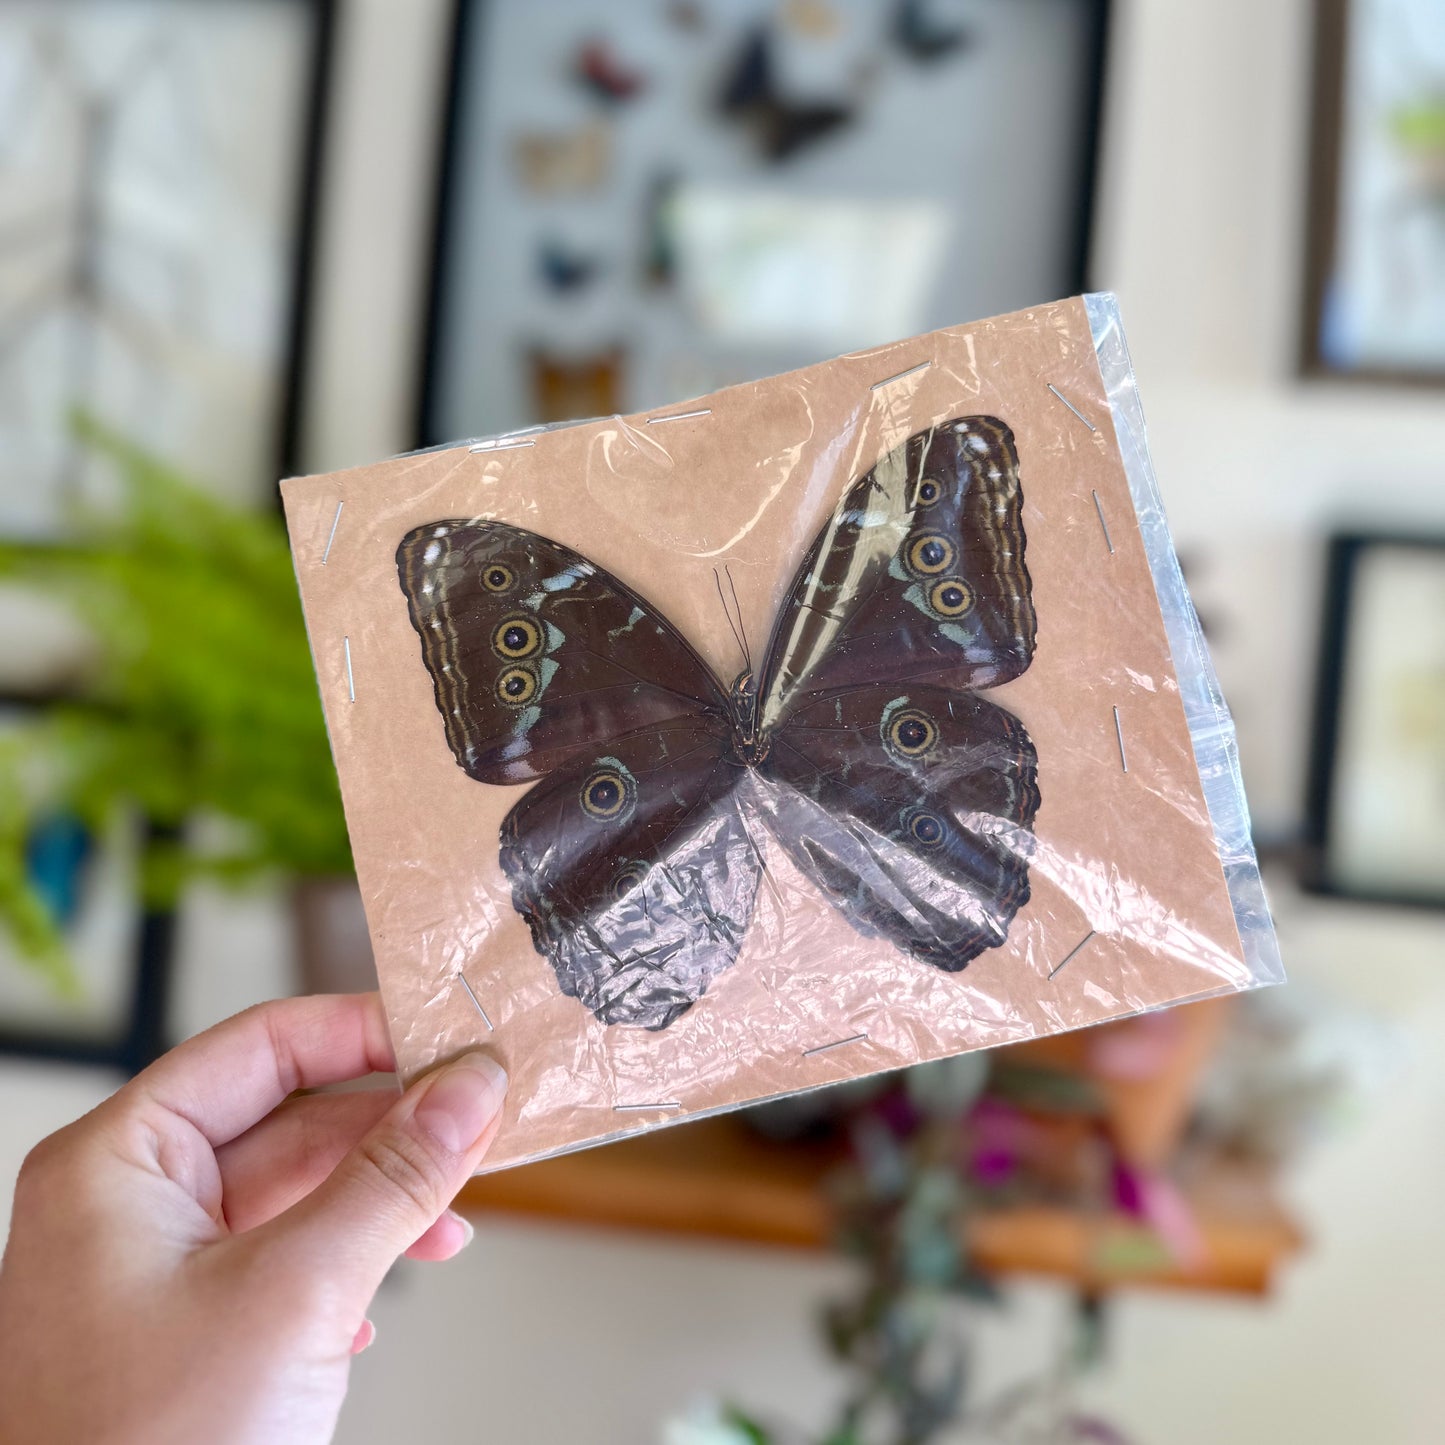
(398, 416), (1040, 1030)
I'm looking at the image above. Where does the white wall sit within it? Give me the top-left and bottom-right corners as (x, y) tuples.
(1092, 0), (1445, 835)
(301, 3), (1445, 1439)
(301, 0), (454, 474)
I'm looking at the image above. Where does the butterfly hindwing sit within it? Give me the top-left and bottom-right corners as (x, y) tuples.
(759, 416), (1035, 731)
(499, 720), (761, 1029)
(758, 682), (1039, 970)
(397, 520), (725, 784)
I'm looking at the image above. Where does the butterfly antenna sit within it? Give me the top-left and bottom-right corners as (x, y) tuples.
(713, 567), (749, 672)
(724, 564), (752, 672)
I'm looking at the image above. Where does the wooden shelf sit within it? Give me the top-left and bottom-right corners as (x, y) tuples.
(458, 1003), (1303, 1296)
(462, 1116), (833, 1250)
(1003, 998), (1232, 1169)
(459, 1114), (1302, 1295)
(967, 1167), (1304, 1296)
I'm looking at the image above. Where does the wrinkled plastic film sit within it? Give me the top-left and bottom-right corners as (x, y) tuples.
(1084, 293), (1283, 991)
(282, 295), (1283, 1174)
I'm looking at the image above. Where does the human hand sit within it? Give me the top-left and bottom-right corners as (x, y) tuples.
(0, 993), (507, 1445)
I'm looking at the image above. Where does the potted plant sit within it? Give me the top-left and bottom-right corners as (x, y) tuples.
(0, 419), (359, 998)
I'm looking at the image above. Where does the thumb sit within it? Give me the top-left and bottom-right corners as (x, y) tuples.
(259, 1051), (508, 1305)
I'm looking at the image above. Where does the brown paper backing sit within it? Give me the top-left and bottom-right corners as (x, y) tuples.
(282, 297), (1248, 1173)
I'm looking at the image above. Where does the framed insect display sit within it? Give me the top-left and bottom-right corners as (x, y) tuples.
(1304, 532), (1445, 906)
(284, 296), (1281, 1173)
(1301, 0), (1445, 383)
(418, 0), (1111, 446)
(0, 0), (334, 538)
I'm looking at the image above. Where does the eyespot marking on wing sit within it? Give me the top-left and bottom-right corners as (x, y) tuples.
(900, 805), (947, 848)
(881, 702), (939, 760)
(492, 616), (543, 660)
(610, 860), (650, 900)
(928, 578), (974, 618)
(904, 532), (955, 578)
(497, 664), (539, 706)
(579, 758), (637, 824)
(912, 476), (943, 508)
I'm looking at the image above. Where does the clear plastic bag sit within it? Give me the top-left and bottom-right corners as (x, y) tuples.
(282, 294), (1282, 1172)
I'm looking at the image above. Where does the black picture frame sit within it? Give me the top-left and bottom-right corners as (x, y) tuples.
(0, 0), (333, 1056)
(1303, 532), (1445, 908)
(0, 0), (337, 539)
(0, 695), (175, 1073)
(1299, 0), (1445, 386)
(277, 0), (340, 483)
(416, 0), (1112, 450)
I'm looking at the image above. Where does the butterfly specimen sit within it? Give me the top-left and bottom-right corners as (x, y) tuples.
(717, 26), (856, 163)
(892, 0), (973, 65)
(397, 416), (1039, 1031)
(527, 347), (624, 424)
(572, 38), (648, 105)
(537, 240), (601, 293)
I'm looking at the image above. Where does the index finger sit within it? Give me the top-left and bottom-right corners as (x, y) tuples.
(118, 993), (397, 1147)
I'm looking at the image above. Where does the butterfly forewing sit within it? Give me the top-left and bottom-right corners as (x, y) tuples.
(758, 416), (1035, 732)
(397, 520), (725, 784)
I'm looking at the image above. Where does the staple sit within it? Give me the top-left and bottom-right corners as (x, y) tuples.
(343, 637), (355, 702)
(870, 360), (931, 391)
(1047, 383), (1097, 432)
(1091, 490), (1115, 554)
(469, 437), (537, 453)
(1049, 929), (1097, 980)
(1112, 704), (1128, 773)
(614, 1101), (683, 1112)
(456, 972), (493, 1030)
(803, 1032), (868, 1058)
(320, 500), (344, 565)
(646, 407), (712, 425)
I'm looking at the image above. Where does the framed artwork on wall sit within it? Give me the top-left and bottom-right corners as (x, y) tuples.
(0, 0), (335, 538)
(1305, 534), (1445, 907)
(418, 0), (1110, 447)
(0, 697), (174, 1070)
(1301, 0), (1445, 383)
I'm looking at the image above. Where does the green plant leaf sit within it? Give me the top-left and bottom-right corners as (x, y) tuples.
(0, 419), (351, 975)
(720, 1405), (776, 1444)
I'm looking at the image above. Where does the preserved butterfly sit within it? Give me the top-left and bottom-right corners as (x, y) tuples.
(397, 416), (1039, 1030)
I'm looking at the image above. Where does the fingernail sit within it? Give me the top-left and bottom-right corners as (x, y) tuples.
(352, 1318), (376, 1354)
(445, 1209), (475, 1248)
(414, 1053), (508, 1154)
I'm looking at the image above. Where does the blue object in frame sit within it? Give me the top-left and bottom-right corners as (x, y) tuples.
(24, 812), (93, 928)
(538, 240), (601, 293)
(893, 0), (974, 64)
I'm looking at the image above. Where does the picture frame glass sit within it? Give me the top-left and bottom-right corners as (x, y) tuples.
(0, 0), (327, 538)
(424, 0), (1107, 444)
(1327, 542), (1445, 896)
(1311, 0), (1445, 378)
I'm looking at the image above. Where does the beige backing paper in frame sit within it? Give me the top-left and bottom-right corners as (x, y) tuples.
(282, 297), (1249, 1174)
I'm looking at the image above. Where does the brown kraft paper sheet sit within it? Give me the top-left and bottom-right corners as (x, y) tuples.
(282, 297), (1254, 1173)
